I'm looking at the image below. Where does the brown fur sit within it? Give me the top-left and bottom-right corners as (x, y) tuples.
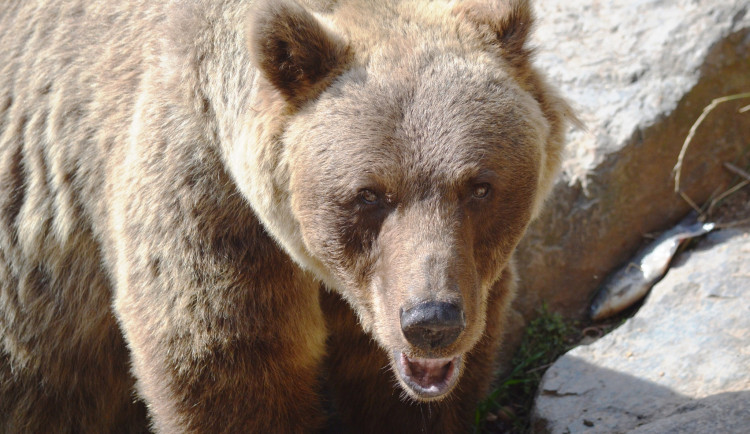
(0, 0), (574, 432)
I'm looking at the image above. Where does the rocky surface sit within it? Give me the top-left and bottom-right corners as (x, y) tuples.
(531, 226), (750, 433)
(514, 0), (750, 318)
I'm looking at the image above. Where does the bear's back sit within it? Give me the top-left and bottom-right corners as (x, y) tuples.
(0, 2), (159, 429)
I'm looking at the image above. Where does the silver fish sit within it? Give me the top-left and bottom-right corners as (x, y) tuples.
(589, 214), (715, 321)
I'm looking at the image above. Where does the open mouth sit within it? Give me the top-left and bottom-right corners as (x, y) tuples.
(394, 351), (462, 399)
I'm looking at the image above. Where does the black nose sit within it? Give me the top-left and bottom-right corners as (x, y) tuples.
(400, 302), (465, 351)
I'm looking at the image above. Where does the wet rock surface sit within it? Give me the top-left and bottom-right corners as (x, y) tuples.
(531, 227), (750, 433)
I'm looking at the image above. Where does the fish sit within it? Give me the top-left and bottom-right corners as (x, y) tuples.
(589, 213), (715, 321)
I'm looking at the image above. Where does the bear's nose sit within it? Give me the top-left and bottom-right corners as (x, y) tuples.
(400, 301), (465, 351)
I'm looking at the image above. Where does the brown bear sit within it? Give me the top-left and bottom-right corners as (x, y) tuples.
(0, 0), (574, 432)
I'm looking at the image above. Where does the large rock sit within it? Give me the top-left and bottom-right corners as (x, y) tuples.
(515, 0), (750, 317)
(531, 227), (750, 433)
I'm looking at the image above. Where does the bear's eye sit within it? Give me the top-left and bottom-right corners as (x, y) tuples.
(472, 183), (491, 199)
(359, 189), (379, 205)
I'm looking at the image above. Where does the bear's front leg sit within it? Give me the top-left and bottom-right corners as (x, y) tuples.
(321, 266), (517, 434)
(112, 208), (327, 433)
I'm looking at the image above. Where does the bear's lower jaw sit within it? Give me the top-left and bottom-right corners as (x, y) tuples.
(394, 351), (462, 400)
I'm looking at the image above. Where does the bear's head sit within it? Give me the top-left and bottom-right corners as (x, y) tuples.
(241, 0), (572, 401)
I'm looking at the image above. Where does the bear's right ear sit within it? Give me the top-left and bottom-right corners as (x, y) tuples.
(247, 0), (351, 106)
(453, 0), (534, 70)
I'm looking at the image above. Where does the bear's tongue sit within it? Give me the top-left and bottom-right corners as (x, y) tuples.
(400, 353), (456, 392)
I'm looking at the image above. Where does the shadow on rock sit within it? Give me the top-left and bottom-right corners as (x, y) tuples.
(532, 358), (750, 433)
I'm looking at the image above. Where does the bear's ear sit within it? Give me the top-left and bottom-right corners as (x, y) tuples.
(247, 0), (351, 105)
(453, 0), (534, 69)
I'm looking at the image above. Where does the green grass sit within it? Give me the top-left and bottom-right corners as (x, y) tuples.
(474, 305), (578, 433)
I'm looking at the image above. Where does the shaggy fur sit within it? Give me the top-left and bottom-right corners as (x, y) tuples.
(0, 0), (574, 432)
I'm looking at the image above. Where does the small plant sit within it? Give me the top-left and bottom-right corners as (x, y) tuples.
(474, 305), (577, 433)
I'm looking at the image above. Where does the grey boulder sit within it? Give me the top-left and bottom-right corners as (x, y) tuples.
(531, 228), (750, 433)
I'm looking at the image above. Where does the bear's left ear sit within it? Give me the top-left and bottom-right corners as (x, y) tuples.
(453, 0), (534, 69)
(247, 0), (351, 106)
